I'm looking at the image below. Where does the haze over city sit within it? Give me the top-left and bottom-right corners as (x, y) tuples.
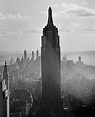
(0, 0), (95, 52)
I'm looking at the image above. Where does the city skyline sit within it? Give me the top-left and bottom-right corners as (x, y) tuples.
(0, 0), (95, 52)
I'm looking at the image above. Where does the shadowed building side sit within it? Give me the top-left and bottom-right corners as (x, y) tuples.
(3, 62), (8, 90)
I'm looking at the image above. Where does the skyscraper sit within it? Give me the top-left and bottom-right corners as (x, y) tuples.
(41, 7), (62, 108)
(32, 51), (34, 61)
(28, 7), (64, 117)
(36, 49), (39, 59)
(3, 62), (10, 117)
(3, 62), (8, 90)
(24, 49), (27, 60)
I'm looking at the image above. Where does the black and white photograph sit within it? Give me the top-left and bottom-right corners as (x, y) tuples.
(0, 0), (95, 117)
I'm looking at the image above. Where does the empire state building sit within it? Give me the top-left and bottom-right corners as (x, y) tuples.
(41, 7), (62, 108)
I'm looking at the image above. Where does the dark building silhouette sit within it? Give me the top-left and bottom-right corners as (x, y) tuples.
(32, 51), (34, 61)
(3, 62), (8, 90)
(24, 50), (27, 60)
(41, 7), (63, 109)
(36, 50), (39, 59)
(78, 56), (81, 62)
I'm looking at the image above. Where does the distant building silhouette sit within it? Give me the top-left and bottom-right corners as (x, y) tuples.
(76, 56), (84, 67)
(3, 62), (8, 90)
(36, 50), (39, 60)
(24, 49), (27, 60)
(78, 56), (81, 62)
(31, 51), (34, 61)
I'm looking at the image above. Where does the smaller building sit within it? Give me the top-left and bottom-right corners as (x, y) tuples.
(76, 56), (84, 67)
(62, 55), (67, 65)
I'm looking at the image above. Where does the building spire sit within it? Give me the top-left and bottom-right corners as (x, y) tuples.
(47, 7), (53, 26)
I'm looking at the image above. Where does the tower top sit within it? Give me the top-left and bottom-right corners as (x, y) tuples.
(47, 7), (53, 26)
(24, 49), (26, 52)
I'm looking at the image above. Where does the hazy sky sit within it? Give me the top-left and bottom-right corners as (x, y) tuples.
(0, 0), (95, 52)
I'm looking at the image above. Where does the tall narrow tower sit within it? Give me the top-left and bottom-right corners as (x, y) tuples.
(32, 51), (34, 61)
(36, 49), (39, 59)
(24, 49), (27, 60)
(3, 62), (8, 90)
(3, 62), (10, 117)
(41, 7), (62, 107)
